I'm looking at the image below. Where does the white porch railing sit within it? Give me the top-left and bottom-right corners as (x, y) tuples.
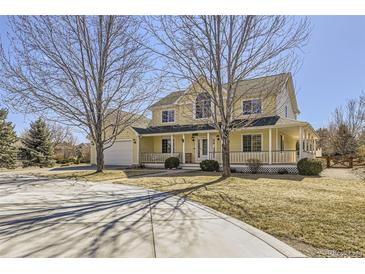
(210, 150), (298, 164)
(140, 150), (312, 164)
(140, 152), (181, 163)
(272, 151), (298, 163)
(302, 151), (315, 159)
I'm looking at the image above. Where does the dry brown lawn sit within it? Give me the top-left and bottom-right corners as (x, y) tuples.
(118, 171), (365, 258)
(24, 169), (162, 181)
(17, 168), (365, 258)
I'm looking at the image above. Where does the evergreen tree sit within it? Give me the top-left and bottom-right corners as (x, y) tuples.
(0, 109), (18, 168)
(21, 118), (54, 167)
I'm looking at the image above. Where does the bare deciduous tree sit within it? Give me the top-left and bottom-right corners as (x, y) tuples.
(316, 127), (334, 156)
(47, 122), (76, 148)
(331, 93), (365, 139)
(324, 93), (365, 155)
(145, 16), (310, 176)
(0, 16), (157, 172)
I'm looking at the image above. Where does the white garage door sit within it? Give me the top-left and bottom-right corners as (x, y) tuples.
(104, 140), (133, 166)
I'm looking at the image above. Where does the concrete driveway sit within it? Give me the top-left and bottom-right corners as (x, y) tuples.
(0, 173), (304, 258)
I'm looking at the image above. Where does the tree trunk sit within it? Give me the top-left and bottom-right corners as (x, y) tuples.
(95, 132), (104, 173)
(221, 132), (231, 177)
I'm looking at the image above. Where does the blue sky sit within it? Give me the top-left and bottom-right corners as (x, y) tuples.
(295, 16), (365, 129)
(1, 16), (365, 143)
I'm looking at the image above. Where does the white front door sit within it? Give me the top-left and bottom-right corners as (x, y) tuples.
(196, 138), (208, 162)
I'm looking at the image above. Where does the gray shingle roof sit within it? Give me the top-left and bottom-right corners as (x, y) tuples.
(227, 73), (289, 97)
(150, 91), (185, 108)
(133, 116), (280, 135)
(150, 73), (290, 108)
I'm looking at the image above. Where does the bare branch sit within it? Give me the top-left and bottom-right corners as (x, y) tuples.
(0, 16), (159, 171)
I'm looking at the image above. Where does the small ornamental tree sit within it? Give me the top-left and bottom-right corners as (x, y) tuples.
(0, 109), (18, 168)
(332, 123), (357, 155)
(21, 118), (54, 167)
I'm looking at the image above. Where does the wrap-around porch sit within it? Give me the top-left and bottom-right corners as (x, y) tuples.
(139, 126), (318, 166)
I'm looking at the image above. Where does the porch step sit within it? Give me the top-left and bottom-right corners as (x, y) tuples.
(180, 164), (201, 170)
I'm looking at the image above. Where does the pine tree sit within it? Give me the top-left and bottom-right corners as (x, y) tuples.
(0, 109), (18, 168)
(21, 118), (54, 167)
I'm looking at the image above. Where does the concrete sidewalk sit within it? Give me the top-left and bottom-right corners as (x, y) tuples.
(0, 173), (304, 258)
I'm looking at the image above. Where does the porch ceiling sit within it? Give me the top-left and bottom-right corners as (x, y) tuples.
(279, 125), (318, 139)
(279, 126), (301, 138)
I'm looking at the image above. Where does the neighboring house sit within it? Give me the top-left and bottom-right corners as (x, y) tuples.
(91, 73), (320, 172)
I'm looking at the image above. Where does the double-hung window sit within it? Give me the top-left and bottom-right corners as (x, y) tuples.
(242, 99), (262, 115)
(162, 139), (172, 153)
(162, 110), (175, 123)
(242, 134), (262, 152)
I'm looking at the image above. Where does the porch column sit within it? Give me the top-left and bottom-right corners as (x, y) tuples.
(313, 138), (317, 155)
(303, 129), (307, 152)
(269, 128), (272, 164)
(136, 136), (140, 164)
(182, 134), (186, 164)
(275, 128), (279, 150)
(170, 135), (174, 156)
(299, 127), (303, 159)
(207, 132), (210, 160)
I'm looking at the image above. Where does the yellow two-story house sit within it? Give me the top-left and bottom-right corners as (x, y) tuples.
(91, 73), (320, 172)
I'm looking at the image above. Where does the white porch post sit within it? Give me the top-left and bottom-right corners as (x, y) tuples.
(313, 138), (317, 155)
(303, 129), (307, 152)
(182, 134), (186, 164)
(170, 135), (173, 156)
(207, 132), (210, 160)
(299, 127), (303, 159)
(275, 128), (279, 150)
(309, 134), (312, 152)
(136, 136), (140, 164)
(269, 128), (272, 165)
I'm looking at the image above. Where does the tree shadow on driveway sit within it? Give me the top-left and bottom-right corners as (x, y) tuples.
(0, 175), (225, 257)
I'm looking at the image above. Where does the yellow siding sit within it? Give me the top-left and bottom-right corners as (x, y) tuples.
(275, 84), (296, 119)
(230, 129), (275, 151)
(140, 136), (154, 153)
(151, 106), (178, 126)
(152, 92), (279, 127)
(92, 125), (301, 165)
(150, 76), (301, 127)
(232, 95), (276, 121)
(90, 144), (96, 164)
(138, 127), (300, 162)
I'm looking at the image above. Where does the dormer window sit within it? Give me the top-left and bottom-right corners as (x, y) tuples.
(195, 92), (211, 119)
(162, 110), (175, 123)
(242, 99), (261, 115)
(285, 105), (288, 117)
